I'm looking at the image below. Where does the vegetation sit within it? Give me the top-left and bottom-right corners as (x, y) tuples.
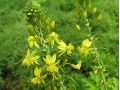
(0, 0), (118, 90)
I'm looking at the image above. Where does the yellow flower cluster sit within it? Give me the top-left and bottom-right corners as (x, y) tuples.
(22, 0), (105, 89)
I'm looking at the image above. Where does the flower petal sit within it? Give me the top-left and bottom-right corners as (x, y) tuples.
(82, 39), (92, 48)
(51, 54), (56, 64)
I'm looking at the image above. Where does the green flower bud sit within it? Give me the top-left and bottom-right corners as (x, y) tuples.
(97, 14), (102, 21)
(30, 9), (33, 12)
(35, 35), (42, 43)
(75, 24), (80, 30)
(76, 6), (82, 14)
(45, 26), (50, 33)
(27, 12), (32, 15)
(47, 86), (51, 90)
(54, 87), (57, 90)
(92, 7), (97, 14)
(39, 21), (42, 27)
(34, 27), (39, 32)
(45, 17), (50, 25)
(82, 11), (87, 17)
(28, 28), (34, 36)
(86, 0), (91, 12)
(50, 20), (55, 29)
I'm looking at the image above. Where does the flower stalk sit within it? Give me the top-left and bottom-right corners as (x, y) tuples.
(85, 17), (107, 90)
(22, 0), (108, 89)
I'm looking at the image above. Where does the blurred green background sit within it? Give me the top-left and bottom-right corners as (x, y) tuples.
(0, 0), (118, 90)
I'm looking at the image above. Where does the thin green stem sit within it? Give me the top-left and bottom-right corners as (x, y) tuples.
(85, 17), (107, 90)
(66, 75), (76, 90)
(39, 28), (50, 54)
(56, 71), (66, 90)
(52, 73), (55, 88)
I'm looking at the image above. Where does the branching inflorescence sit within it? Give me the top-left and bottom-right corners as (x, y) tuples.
(22, 0), (107, 90)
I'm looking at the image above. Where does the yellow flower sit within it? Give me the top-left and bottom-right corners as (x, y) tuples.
(28, 35), (41, 48)
(78, 39), (94, 57)
(71, 61), (82, 70)
(22, 49), (40, 67)
(46, 32), (59, 46)
(31, 67), (47, 85)
(57, 40), (74, 56)
(43, 54), (59, 72)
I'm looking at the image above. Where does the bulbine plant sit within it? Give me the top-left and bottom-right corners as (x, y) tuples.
(22, 0), (109, 90)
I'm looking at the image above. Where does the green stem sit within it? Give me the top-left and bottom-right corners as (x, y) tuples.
(85, 17), (107, 90)
(39, 28), (50, 54)
(66, 75), (76, 90)
(56, 71), (66, 90)
(52, 73), (55, 88)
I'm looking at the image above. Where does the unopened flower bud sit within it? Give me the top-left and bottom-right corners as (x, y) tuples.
(92, 7), (97, 14)
(62, 59), (68, 66)
(97, 14), (102, 21)
(28, 28), (34, 36)
(82, 11), (87, 17)
(45, 26), (50, 33)
(50, 20), (55, 29)
(100, 80), (104, 85)
(27, 12), (32, 15)
(75, 24), (80, 30)
(45, 17), (50, 25)
(47, 86), (51, 90)
(54, 87), (57, 90)
(76, 7), (82, 14)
